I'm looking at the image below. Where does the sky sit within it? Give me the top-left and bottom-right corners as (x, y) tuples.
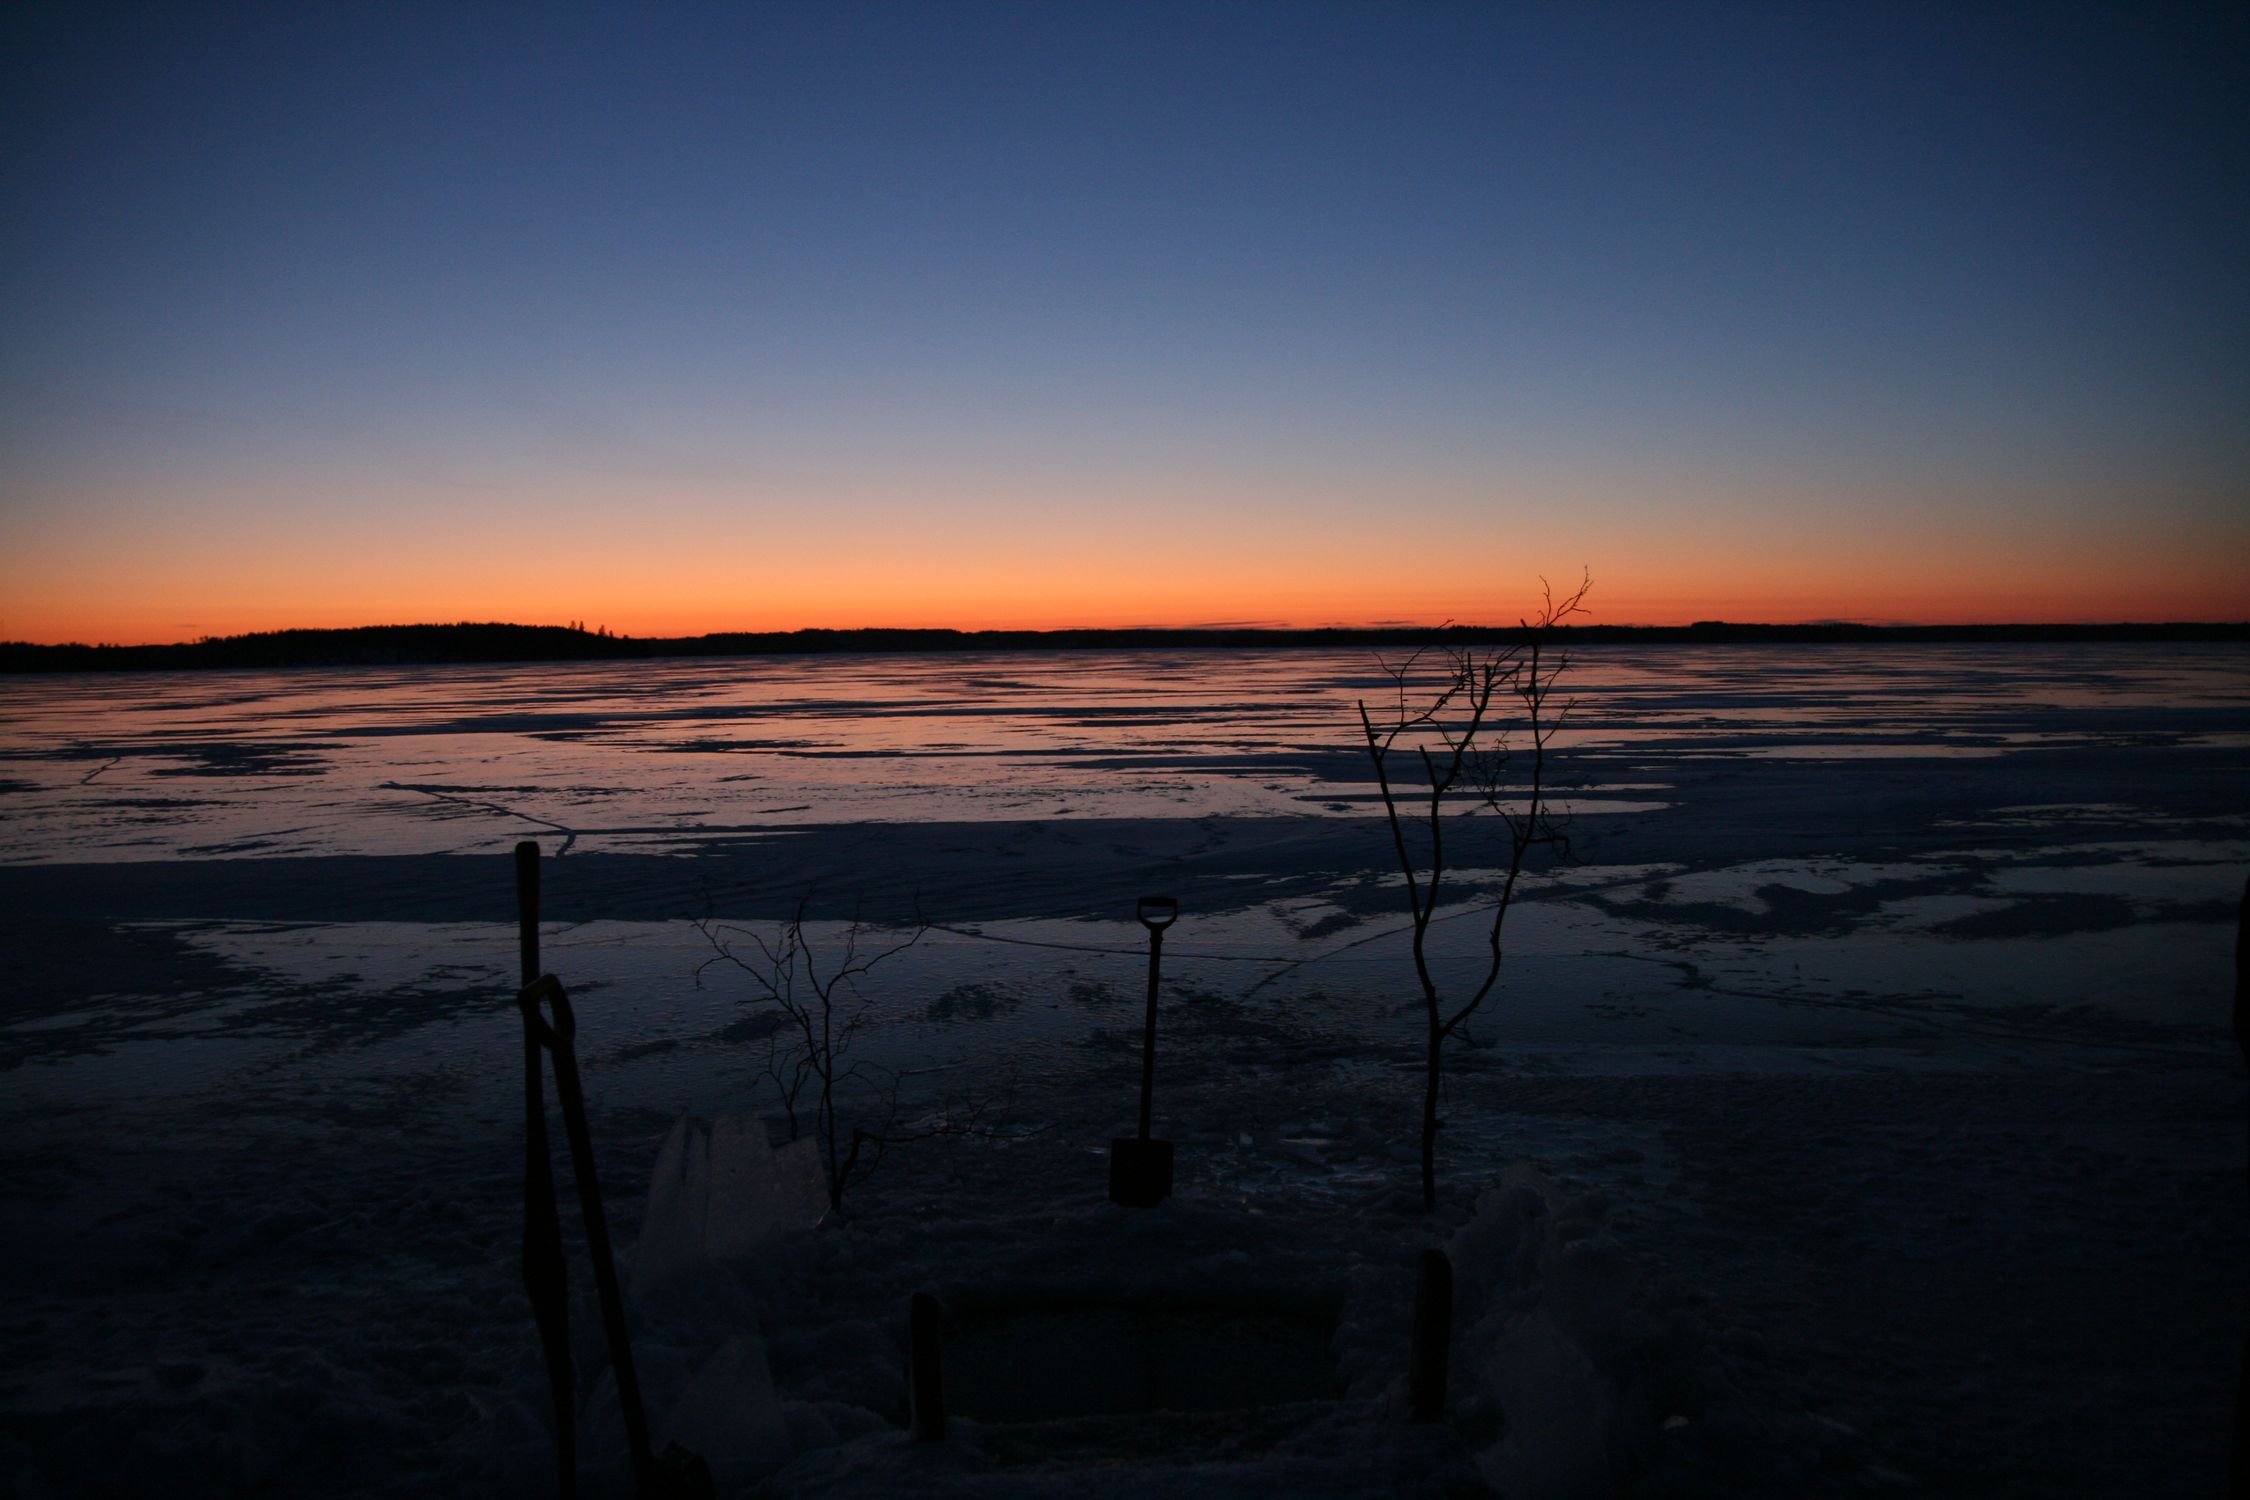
(2, 2), (2245, 643)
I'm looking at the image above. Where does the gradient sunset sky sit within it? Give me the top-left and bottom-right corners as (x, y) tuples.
(3, 2), (2245, 643)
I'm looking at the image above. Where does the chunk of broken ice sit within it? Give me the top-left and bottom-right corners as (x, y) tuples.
(632, 1114), (827, 1300)
(660, 1335), (791, 1485)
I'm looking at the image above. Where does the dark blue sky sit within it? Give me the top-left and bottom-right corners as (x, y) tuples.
(4, 2), (2245, 637)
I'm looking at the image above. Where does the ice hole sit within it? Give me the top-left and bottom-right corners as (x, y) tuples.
(940, 1295), (1340, 1421)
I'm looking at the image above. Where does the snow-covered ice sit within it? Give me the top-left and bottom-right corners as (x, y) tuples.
(0, 644), (2245, 1496)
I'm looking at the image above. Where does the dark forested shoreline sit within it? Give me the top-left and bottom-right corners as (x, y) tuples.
(3, 619), (2245, 673)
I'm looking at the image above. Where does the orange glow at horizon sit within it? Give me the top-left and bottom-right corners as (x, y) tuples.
(8, 535), (2245, 647)
(6, 459), (2245, 645)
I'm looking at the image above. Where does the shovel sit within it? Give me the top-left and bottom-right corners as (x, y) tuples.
(1109, 895), (1179, 1207)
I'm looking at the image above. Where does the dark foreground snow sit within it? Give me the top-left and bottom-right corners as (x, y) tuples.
(2, 1003), (2239, 1498)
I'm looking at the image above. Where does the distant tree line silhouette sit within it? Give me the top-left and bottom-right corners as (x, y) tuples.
(1, 619), (2242, 673)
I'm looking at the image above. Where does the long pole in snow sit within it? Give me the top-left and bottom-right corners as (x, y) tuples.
(517, 842), (575, 1497)
(517, 840), (541, 987)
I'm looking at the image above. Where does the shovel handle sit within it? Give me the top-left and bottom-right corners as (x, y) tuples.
(1134, 897), (1176, 1141)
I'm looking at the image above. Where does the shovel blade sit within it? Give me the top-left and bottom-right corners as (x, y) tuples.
(1108, 1137), (1174, 1207)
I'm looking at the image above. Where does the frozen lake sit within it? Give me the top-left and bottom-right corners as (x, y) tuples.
(2, 642), (2246, 1496)
(2, 644), (2243, 1086)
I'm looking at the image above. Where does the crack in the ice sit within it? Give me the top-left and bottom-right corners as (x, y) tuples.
(1598, 948), (2220, 1058)
(380, 782), (579, 856)
(926, 921), (1307, 966)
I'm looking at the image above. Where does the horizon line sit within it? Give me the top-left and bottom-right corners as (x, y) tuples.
(8, 616), (2248, 654)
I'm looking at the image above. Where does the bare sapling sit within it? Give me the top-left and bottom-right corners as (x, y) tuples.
(1358, 574), (1589, 1210)
(694, 901), (1002, 1213)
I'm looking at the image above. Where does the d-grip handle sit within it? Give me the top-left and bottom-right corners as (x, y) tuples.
(518, 973), (574, 1046)
(1137, 895), (1179, 932)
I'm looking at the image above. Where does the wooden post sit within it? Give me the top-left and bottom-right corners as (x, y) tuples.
(1410, 1248), (1453, 1422)
(910, 1292), (946, 1441)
